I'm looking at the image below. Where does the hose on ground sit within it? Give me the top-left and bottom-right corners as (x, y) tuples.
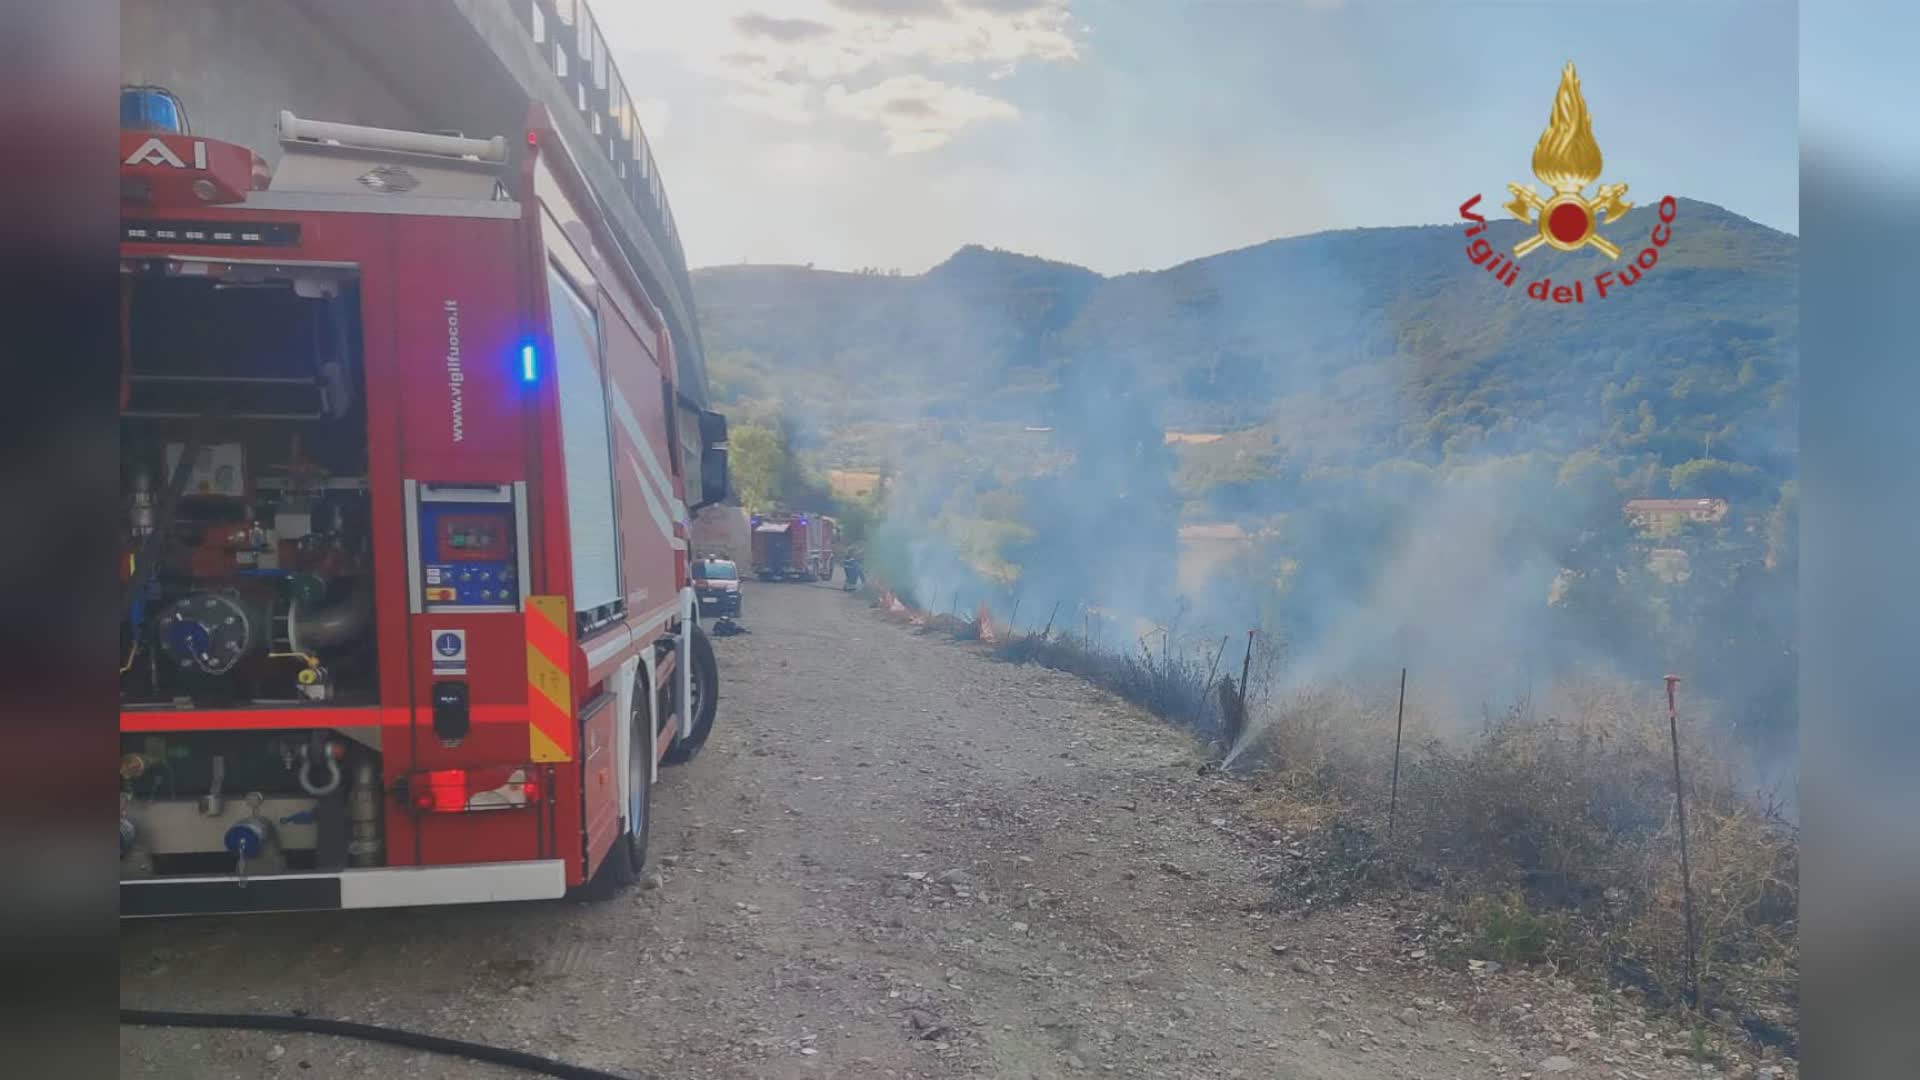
(119, 1008), (642, 1080)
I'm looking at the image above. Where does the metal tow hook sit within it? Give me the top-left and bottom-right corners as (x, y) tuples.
(298, 734), (343, 797)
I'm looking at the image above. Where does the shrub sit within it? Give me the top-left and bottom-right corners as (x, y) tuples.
(992, 628), (1225, 741)
(1449, 890), (1567, 967)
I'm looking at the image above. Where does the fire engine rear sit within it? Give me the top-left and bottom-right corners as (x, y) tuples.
(118, 105), (728, 915)
(749, 512), (838, 582)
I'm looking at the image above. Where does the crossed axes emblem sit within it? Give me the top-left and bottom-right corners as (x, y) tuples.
(1503, 181), (1632, 260)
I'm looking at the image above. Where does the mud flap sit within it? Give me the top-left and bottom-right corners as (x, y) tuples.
(614, 653), (643, 835)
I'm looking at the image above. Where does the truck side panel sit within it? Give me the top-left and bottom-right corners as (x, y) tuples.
(600, 296), (680, 635)
(530, 146), (686, 885)
(382, 214), (558, 870)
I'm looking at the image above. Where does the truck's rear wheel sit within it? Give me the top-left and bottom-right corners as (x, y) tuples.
(573, 673), (653, 900)
(663, 623), (718, 765)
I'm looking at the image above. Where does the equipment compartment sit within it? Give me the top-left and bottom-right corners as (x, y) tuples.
(120, 266), (379, 709)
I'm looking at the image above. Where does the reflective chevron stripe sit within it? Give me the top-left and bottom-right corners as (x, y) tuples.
(526, 595), (574, 763)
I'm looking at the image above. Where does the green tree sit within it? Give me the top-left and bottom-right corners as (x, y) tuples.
(1668, 457), (1769, 501)
(730, 424), (786, 512)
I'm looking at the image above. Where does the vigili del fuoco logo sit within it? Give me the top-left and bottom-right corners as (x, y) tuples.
(1459, 61), (1677, 304)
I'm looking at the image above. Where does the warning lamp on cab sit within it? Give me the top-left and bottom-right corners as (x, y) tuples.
(121, 85), (190, 135)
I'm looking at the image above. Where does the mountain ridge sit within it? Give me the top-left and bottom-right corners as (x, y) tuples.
(693, 197), (1796, 281)
(694, 195), (1796, 491)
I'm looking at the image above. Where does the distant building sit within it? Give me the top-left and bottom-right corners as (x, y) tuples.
(1624, 497), (1728, 534)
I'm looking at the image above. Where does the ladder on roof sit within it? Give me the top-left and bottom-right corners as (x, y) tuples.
(268, 111), (511, 201)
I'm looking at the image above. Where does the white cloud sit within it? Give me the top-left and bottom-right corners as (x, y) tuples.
(824, 74), (1018, 153)
(722, 80), (817, 126)
(733, 14), (835, 44)
(604, 0), (1079, 146)
(955, 0), (1054, 12)
(829, 0), (953, 17)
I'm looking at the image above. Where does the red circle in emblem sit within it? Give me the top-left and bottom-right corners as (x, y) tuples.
(1547, 202), (1590, 244)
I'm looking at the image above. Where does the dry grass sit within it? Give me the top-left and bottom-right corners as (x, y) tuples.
(1233, 783), (1342, 833)
(885, 596), (1799, 1054)
(1237, 677), (1800, 1052)
(1612, 800), (1800, 1050)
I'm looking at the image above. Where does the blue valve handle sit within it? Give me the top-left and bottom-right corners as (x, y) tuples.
(223, 820), (266, 859)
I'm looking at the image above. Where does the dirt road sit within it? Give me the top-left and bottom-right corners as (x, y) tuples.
(122, 582), (1730, 1080)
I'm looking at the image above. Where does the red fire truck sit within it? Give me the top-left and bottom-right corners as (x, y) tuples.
(749, 512), (838, 582)
(117, 106), (728, 915)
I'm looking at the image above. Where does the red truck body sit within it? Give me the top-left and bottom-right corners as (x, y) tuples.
(117, 109), (727, 916)
(749, 512), (838, 581)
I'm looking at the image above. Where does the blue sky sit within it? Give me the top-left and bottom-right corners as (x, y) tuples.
(601, 0), (1797, 274)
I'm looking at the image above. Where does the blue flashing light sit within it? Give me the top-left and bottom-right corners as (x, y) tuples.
(122, 86), (189, 134)
(520, 344), (538, 383)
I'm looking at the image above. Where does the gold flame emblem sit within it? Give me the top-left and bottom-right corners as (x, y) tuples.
(1504, 62), (1631, 260)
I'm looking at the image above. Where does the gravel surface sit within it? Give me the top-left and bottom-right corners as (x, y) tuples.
(121, 581), (1766, 1080)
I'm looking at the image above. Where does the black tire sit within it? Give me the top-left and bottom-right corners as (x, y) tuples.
(662, 623), (718, 765)
(571, 673), (652, 901)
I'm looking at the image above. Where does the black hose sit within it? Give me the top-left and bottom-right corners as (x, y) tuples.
(119, 1008), (643, 1080)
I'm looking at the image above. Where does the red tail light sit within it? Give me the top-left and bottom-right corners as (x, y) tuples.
(405, 766), (541, 813)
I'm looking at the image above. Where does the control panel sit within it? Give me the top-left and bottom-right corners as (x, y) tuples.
(407, 482), (530, 614)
